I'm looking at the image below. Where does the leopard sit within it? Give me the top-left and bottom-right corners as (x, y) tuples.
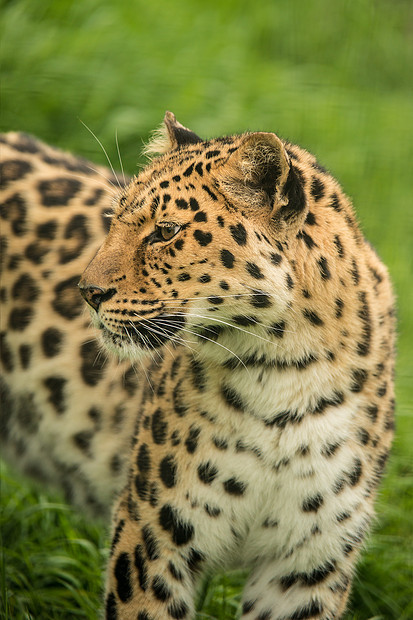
(0, 112), (396, 620)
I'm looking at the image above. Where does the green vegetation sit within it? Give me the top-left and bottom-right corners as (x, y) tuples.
(1, 0), (412, 617)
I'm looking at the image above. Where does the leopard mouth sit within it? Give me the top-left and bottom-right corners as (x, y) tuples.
(99, 312), (186, 351)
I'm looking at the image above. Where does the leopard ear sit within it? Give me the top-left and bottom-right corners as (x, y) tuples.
(217, 132), (307, 229)
(144, 112), (202, 158)
(164, 111), (202, 148)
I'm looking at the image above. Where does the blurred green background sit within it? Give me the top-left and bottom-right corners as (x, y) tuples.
(1, 0), (412, 618)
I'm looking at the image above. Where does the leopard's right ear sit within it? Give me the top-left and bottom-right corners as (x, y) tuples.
(215, 132), (308, 234)
(144, 111), (202, 158)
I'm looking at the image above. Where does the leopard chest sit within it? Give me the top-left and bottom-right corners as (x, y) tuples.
(133, 349), (357, 556)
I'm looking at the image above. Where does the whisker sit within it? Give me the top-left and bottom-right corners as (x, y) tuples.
(162, 306), (297, 338)
(79, 118), (123, 191)
(115, 129), (127, 187)
(131, 316), (197, 358)
(127, 325), (160, 372)
(81, 336), (103, 346)
(127, 322), (160, 366)
(159, 291), (277, 304)
(159, 289), (306, 324)
(92, 346), (108, 368)
(131, 317), (179, 361)
(154, 310), (289, 346)
(85, 164), (122, 194)
(132, 359), (154, 394)
(153, 317), (250, 374)
(130, 311), (253, 375)
(132, 320), (177, 365)
(125, 325), (155, 392)
(129, 313), (202, 359)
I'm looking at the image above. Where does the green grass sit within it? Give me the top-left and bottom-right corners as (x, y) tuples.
(1, 0), (412, 618)
(0, 462), (106, 619)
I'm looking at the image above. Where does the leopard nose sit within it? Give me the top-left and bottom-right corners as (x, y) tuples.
(78, 283), (116, 312)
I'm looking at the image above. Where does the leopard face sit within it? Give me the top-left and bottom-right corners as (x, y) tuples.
(79, 120), (314, 369)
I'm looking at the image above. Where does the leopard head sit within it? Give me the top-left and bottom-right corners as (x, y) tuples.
(79, 112), (307, 361)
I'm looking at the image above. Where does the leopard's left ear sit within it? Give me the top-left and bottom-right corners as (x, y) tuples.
(216, 132), (307, 230)
(144, 111), (202, 158)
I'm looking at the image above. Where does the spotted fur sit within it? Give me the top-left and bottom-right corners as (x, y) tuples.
(0, 113), (395, 619)
(0, 132), (136, 517)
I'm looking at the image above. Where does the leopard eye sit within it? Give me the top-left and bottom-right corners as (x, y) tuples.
(156, 223), (181, 242)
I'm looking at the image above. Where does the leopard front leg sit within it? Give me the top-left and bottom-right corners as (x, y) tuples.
(104, 420), (233, 620)
(105, 494), (201, 620)
(240, 544), (355, 620)
(239, 455), (376, 620)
